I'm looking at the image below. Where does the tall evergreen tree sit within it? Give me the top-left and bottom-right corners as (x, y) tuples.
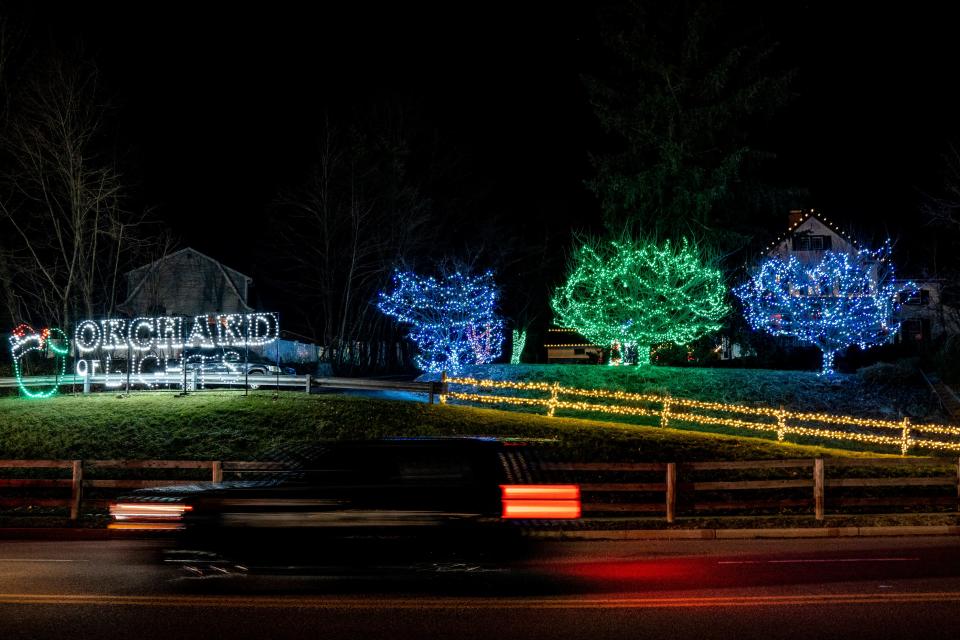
(584, 0), (795, 248)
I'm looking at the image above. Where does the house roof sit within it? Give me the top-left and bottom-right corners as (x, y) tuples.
(118, 247), (254, 313)
(125, 247), (253, 282)
(764, 210), (860, 254)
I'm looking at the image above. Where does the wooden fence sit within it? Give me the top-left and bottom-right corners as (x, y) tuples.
(445, 377), (960, 455)
(542, 457), (960, 522)
(1, 457), (958, 523)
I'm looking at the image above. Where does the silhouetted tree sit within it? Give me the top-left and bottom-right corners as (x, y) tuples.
(585, 0), (796, 249)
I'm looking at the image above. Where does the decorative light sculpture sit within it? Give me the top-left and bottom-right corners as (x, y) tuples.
(551, 238), (728, 365)
(8, 324), (69, 399)
(377, 270), (504, 374)
(734, 242), (917, 375)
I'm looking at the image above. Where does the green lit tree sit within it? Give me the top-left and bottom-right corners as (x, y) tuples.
(551, 237), (728, 364)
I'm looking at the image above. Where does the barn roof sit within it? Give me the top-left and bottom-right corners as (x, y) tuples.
(119, 247), (253, 313)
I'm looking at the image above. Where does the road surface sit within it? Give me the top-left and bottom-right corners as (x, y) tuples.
(0, 535), (958, 639)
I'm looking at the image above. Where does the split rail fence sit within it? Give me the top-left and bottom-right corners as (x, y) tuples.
(1, 456), (958, 524)
(445, 377), (960, 455)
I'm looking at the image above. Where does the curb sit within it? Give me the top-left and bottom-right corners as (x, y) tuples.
(528, 525), (960, 540)
(0, 528), (150, 541)
(1, 525), (959, 542)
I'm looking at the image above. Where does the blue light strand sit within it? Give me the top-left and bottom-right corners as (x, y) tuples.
(734, 241), (917, 375)
(377, 270), (504, 374)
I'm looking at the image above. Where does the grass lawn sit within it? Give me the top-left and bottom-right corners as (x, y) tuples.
(433, 364), (945, 423)
(0, 391), (894, 462)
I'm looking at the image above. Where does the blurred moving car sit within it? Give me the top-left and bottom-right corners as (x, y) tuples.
(110, 438), (580, 576)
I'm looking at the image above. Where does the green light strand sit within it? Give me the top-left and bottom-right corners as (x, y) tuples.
(9, 326), (69, 399)
(511, 328), (527, 364)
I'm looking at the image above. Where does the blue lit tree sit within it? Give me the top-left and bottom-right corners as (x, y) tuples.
(734, 243), (916, 375)
(377, 269), (504, 374)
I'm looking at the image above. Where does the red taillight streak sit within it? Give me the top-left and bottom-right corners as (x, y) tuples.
(500, 485), (581, 519)
(502, 500), (581, 519)
(500, 485), (580, 500)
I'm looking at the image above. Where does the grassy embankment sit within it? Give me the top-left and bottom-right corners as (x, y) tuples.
(0, 391), (890, 462)
(422, 364), (954, 454)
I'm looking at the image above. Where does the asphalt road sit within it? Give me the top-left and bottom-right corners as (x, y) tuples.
(1, 536), (959, 639)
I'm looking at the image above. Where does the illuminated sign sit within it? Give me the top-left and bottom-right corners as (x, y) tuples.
(73, 313), (279, 353)
(8, 313), (281, 396)
(71, 312), (280, 389)
(8, 324), (69, 399)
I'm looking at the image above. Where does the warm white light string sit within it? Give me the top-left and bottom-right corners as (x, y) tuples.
(446, 377), (960, 454)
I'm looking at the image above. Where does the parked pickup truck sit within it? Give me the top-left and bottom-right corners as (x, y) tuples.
(109, 438), (580, 576)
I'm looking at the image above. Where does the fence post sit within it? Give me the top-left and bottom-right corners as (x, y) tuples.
(438, 371), (447, 405)
(660, 395), (671, 428)
(70, 460), (83, 522)
(546, 382), (560, 418)
(304, 374), (312, 394)
(777, 405), (787, 442)
(813, 458), (824, 521)
(211, 460), (223, 483)
(666, 462), (677, 523)
(900, 417), (911, 456)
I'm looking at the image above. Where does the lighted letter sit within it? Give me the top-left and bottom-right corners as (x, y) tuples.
(185, 315), (215, 348)
(75, 320), (101, 353)
(128, 318), (157, 351)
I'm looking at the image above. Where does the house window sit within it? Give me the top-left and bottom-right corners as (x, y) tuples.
(900, 289), (930, 306)
(792, 235), (833, 251)
(901, 319), (924, 341)
(574, 348), (585, 355)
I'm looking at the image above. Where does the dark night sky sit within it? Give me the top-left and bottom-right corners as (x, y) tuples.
(11, 1), (960, 278)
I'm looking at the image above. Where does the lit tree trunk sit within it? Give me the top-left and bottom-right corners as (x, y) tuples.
(820, 349), (836, 376)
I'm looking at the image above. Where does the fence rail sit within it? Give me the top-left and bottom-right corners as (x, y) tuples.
(1, 456), (958, 524)
(543, 457), (960, 522)
(1, 374), (446, 401)
(446, 377), (960, 454)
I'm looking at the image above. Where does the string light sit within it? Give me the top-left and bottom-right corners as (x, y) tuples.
(70, 313), (279, 387)
(735, 241), (917, 375)
(72, 313), (278, 353)
(445, 377), (960, 454)
(8, 325), (69, 399)
(551, 238), (728, 365)
(511, 329), (527, 365)
(377, 270), (504, 374)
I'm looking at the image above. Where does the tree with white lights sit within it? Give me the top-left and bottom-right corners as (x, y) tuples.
(551, 237), (729, 365)
(377, 269), (504, 374)
(734, 243), (916, 375)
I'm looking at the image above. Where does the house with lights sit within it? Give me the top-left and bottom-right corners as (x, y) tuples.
(765, 209), (859, 263)
(754, 209), (954, 346)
